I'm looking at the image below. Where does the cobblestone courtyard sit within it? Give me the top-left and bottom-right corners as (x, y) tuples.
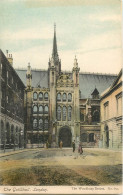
(0, 148), (122, 185)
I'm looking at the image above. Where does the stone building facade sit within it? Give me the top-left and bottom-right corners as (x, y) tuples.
(16, 26), (117, 148)
(24, 27), (80, 148)
(100, 70), (122, 149)
(0, 50), (25, 150)
(80, 88), (100, 147)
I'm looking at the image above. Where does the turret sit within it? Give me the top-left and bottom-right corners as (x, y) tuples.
(72, 56), (80, 145)
(26, 63), (32, 89)
(72, 56), (80, 86)
(74, 55), (78, 68)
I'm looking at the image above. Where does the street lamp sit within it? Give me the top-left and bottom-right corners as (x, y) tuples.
(51, 119), (57, 148)
(20, 130), (24, 149)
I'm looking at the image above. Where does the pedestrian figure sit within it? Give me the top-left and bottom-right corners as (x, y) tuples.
(72, 140), (75, 152)
(60, 140), (63, 149)
(78, 142), (83, 155)
(46, 140), (49, 149)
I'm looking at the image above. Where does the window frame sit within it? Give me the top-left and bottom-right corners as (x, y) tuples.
(63, 93), (67, 102)
(68, 93), (72, 102)
(44, 92), (48, 101)
(39, 92), (43, 101)
(33, 92), (38, 101)
(68, 106), (72, 121)
(62, 106), (67, 121)
(33, 105), (38, 113)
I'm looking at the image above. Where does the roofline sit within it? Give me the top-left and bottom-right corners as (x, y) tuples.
(15, 67), (118, 76)
(109, 69), (122, 89)
(100, 69), (122, 100)
(0, 49), (25, 88)
(100, 81), (122, 101)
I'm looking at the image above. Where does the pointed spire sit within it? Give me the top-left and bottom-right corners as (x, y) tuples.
(74, 55), (78, 67)
(28, 62), (30, 68)
(26, 62), (32, 88)
(52, 23), (58, 58)
(27, 62), (32, 75)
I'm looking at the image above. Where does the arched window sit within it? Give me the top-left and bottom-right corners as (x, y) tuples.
(89, 133), (94, 142)
(39, 118), (43, 129)
(1, 120), (4, 144)
(16, 126), (18, 133)
(1, 64), (3, 78)
(15, 126), (19, 144)
(33, 92), (37, 100)
(16, 83), (18, 89)
(44, 119), (48, 130)
(1, 63), (2, 71)
(33, 105), (38, 113)
(39, 92), (43, 101)
(80, 113), (84, 122)
(33, 119), (38, 129)
(92, 110), (100, 122)
(39, 105), (43, 113)
(1, 120), (4, 130)
(44, 92), (48, 101)
(12, 77), (13, 84)
(81, 133), (87, 142)
(68, 106), (72, 121)
(44, 105), (48, 113)
(68, 93), (72, 102)
(11, 125), (14, 144)
(63, 93), (67, 101)
(6, 96), (9, 104)
(7, 71), (9, 84)
(57, 106), (61, 121)
(57, 93), (61, 101)
(63, 106), (67, 121)
(6, 123), (10, 144)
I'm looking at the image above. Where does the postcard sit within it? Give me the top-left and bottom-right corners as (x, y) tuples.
(0, 0), (122, 194)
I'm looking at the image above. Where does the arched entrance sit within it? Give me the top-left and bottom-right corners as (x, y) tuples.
(11, 125), (14, 144)
(105, 125), (109, 148)
(59, 126), (72, 147)
(6, 122), (10, 144)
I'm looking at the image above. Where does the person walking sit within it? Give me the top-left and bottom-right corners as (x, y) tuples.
(60, 140), (63, 149)
(78, 142), (83, 155)
(72, 140), (75, 152)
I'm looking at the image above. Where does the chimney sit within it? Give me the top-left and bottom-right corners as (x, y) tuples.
(6, 50), (13, 66)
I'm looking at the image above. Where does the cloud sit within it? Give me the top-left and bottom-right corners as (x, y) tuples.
(0, 26), (53, 41)
(12, 44), (52, 69)
(12, 41), (121, 75)
(55, 29), (122, 74)
(25, 0), (120, 8)
(77, 30), (122, 54)
(89, 14), (121, 23)
(60, 46), (121, 74)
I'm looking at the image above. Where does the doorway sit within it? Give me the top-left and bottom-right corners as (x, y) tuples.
(59, 126), (72, 147)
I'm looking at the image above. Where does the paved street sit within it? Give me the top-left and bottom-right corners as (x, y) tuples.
(0, 148), (122, 185)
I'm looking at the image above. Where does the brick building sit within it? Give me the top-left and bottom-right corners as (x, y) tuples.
(0, 50), (25, 150)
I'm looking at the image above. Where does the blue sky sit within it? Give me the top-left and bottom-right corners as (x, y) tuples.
(0, 0), (122, 74)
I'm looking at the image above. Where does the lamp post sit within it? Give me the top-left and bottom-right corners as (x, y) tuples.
(51, 119), (57, 148)
(43, 130), (45, 148)
(38, 132), (39, 148)
(20, 130), (24, 149)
